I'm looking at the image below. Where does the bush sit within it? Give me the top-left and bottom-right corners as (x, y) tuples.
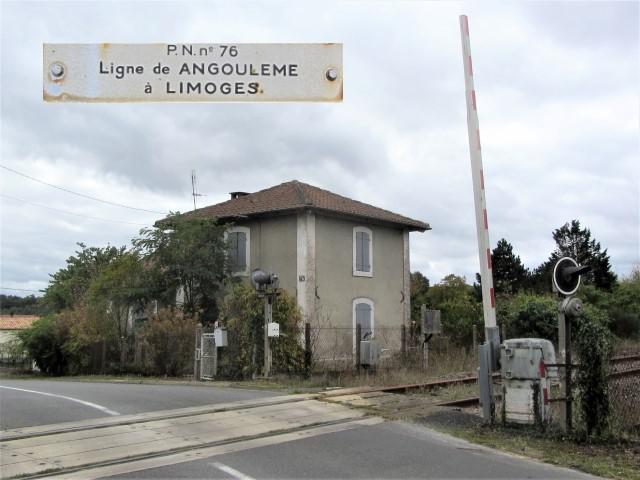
(218, 283), (304, 379)
(574, 307), (613, 437)
(498, 293), (558, 342)
(141, 307), (197, 376)
(17, 315), (68, 375)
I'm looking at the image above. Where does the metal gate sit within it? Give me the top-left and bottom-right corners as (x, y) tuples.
(200, 333), (217, 380)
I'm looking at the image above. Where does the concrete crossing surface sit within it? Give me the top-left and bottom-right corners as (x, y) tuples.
(0, 395), (366, 479)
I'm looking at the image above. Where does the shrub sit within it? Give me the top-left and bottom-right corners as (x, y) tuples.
(17, 315), (67, 375)
(218, 283), (304, 379)
(498, 293), (558, 342)
(141, 307), (197, 376)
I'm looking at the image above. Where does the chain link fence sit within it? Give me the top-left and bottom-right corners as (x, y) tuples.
(607, 355), (640, 437)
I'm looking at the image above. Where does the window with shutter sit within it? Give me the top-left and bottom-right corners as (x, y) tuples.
(226, 227), (250, 276)
(353, 227), (373, 277)
(353, 298), (375, 347)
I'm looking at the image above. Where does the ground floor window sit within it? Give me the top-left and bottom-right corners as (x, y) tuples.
(353, 298), (374, 341)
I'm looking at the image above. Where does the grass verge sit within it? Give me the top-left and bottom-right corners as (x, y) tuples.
(416, 410), (640, 480)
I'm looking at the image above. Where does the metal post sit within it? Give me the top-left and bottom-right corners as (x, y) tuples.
(213, 338), (218, 379)
(264, 296), (272, 377)
(472, 324), (478, 353)
(194, 323), (202, 381)
(304, 322), (311, 375)
(101, 339), (106, 375)
(355, 323), (361, 372)
(558, 308), (567, 430)
(565, 314), (573, 434)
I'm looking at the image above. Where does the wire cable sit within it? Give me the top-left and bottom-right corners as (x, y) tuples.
(0, 287), (43, 293)
(1, 193), (151, 227)
(0, 164), (168, 215)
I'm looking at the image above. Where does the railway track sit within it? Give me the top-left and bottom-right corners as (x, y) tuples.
(323, 353), (640, 414)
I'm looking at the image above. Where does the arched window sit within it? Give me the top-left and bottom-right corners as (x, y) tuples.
(226, 226), (250, 276)
(353, 298), (374, 342)
(353, 226), (373, 277)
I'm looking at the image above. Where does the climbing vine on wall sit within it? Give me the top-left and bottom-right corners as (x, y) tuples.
(573, 306), (612, 437)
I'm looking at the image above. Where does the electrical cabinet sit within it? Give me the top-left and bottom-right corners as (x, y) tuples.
(360, 340), (380, 367)
(213, 328), (228, 347)
(500, 338), (557, 424)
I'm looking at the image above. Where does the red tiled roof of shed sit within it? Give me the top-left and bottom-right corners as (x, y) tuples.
(175, 180), (430, 231)
(0, 315), (39, 330)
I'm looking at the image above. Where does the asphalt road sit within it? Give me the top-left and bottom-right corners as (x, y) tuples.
(105, 421), (599, 480)
(0, 379), (278, 429)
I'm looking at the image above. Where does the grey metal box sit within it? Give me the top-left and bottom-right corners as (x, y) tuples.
(421, 307), (442, 335)
(501, 338), (556, 380)
(214, 328), (228, 347)
(360, 340), (380, 366)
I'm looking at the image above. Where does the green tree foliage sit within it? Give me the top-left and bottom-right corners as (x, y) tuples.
(0, 295), (44, 315)
(427, 275), (480, 345)
(532, 220), (617, 292)
(17, 315), (68, 375)
(491, 239), (529, 295)
(497, 293), (559, 343)
(218, 283), (304, 379)
(44, 243), (127, 311)
(88, 252), (147, 340)
(608, 266), (640, 339)
(134, 214), (228, 324)
(410, 271), (430, 325)
(474, 238), (530, 300)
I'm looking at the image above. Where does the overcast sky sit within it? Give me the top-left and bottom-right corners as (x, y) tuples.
(1, 1), (638, 296)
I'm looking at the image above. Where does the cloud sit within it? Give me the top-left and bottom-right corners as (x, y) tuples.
(1, 1), (637, 294)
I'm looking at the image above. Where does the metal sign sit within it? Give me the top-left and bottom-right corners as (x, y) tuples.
(43, 43), (342, 103)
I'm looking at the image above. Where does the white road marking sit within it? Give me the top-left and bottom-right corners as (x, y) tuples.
(42, 418), (383, 480)
(0, 386), (120, 416)
(210, 461), (256, 480)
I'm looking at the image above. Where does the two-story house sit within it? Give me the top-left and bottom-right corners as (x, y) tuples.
(189, 180), (431, 360)
(186, 180), (429, 360)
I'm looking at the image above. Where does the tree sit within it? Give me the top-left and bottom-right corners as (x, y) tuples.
(491, 239), (529, 295)
(0, 295), (44, 315)
(44, 243), (127, 311)
(427, 275), (481, 345)
(88, 251), (147, 340)
(133, 214), (229, 324)
(532, 220), (617, 292)
(474, 238), (530, 298)
(410, 271), (430, 324)
(608, 265), (640, 339)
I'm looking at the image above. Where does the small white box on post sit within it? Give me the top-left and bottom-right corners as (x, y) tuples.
(267, 322), (280, 338)
(214, 328), (228, 347)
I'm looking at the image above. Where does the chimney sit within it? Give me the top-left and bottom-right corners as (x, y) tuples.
(230, 191), (249, 200)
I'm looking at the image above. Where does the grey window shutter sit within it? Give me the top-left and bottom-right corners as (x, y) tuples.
(355, 231), (363, 271)
(237, 232), (247, 271)
(362, 232), (370, 272)
(356, 302), (372, 339)
(230, 233), (239, 271)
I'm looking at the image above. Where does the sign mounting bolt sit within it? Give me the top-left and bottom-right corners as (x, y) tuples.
(325, 68), (338, 81)
(50, 62), (65, 79)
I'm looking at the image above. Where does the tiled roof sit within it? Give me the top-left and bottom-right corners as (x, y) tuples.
(0, 315), (39, 330)
(178, 180), (430, 231)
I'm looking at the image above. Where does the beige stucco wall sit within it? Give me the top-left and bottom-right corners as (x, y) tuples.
(235, 216), (298, 293)
(230, 212), (411, 360)
(315, 214), (407, 352)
